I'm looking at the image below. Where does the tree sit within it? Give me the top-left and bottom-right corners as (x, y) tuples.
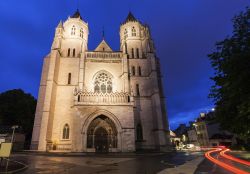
(208, 7), (250, 141)
(0, 89), (37, 145)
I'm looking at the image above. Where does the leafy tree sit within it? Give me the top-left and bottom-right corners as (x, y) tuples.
(0, 89), (37, 144)
(208, 8), (250, 141)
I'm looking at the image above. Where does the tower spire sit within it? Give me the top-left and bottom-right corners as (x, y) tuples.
(77, 0), (79, 10)
(102, 26), (105, 40)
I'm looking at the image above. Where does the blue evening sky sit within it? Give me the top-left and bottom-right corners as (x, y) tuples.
(0, 0), (249, 129)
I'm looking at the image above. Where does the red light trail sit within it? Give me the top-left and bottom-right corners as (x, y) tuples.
(204, 148), (250, 174)
(220, 148), (250, 166)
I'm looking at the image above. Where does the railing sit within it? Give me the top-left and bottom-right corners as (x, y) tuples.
(86, 52), (122, 59)
(74, 91), (133, 105)
(47, 143), (72, 151)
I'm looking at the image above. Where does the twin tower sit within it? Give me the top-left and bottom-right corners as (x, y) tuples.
(31, 10), (170, 152)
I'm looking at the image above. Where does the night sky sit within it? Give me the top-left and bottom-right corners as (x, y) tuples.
(0, 1), (249, 130)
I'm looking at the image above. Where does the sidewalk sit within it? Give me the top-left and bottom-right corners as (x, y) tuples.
(157, 157), (204, 174)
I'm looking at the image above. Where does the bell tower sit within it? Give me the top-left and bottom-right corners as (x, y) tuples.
(120, 12), (154, 58)
(55, 9), (89, 58)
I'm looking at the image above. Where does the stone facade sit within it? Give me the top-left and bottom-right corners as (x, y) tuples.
(31, 10), (170, 152)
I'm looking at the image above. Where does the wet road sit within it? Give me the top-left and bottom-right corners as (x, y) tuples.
(9, 152), (203, 174)
(195, 148), (250, 174)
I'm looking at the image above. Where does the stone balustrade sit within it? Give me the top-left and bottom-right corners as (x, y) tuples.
(86, 52), (122, 59)
(74, 91), (133, 105)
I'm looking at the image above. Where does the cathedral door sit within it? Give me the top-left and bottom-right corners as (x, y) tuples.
(94, 127), (108, 152)
(87, 115), (118, 152)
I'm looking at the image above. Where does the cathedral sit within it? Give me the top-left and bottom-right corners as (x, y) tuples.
(31, 10), (170, 152)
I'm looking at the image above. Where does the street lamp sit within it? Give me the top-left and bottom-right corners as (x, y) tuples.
(11, 125), (19, 143)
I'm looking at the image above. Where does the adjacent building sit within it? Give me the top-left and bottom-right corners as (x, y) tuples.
(193, 112), (235, 147)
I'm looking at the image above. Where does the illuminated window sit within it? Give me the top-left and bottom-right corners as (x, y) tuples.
(94, 72), (112, 93)
(131, 48), (134, 58)
(137, 124), (143, 140)
(80, 28), (84, 38)
(67, 48), (70, 57)
(136, 48), (140, 58)
(136, 84), (140, 96)
(132, 27), (136, 36)
(73, 49), (76, 57)
(68, 73), (71, 84)
(71, 25), (76, 35)
(124, 29), (128, 39)
(62, 124), (70, 139)
(138, 66), (142, 76)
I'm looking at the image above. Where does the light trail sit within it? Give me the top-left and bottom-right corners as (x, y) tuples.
(204, 148), (250, 174)
(220, 148), (250, 166)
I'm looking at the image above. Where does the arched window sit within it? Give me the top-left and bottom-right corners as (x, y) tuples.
(71, 25), (76, 35)
(62, 124), (70, 139)
(132, 66), (135, 76)
(132, 27), (136, 36)
(67, 48), (70, 57)
(68, 73), (71, 84)
(124, 29), (128, 39)
(94, 72), (112, 93)
(125, 42), (128, 54)
(137, 124), (143, 140)
(73, 49), (76, 57)
(138, 66), (142, 76)
(131, 48), (134, 58)
(136, 84), (140, 96)
(80, 28), (84, 38)
(136, 48), (140, 58)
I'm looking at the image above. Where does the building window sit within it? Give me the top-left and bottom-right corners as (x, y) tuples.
(71, 25), (76, 35)
(125, 42), (128, 54)
(68, 73), (71, 84)
(67, 48), (70, 57)
(73, 49), (76, 57)
(124, 29), (128, 39)
(132, 27), (136, 36)
(62, 124), (70, 139)
(138, 66), (142, 76)
(136, 48), (140, 58)
(137, 124), (143, 140)
(132, 66), (135, 76)
(131, 48), (134, 58)
(94, 72), (112, 93)
(136, 84), (140, 96)
(80, 28), (84, 38)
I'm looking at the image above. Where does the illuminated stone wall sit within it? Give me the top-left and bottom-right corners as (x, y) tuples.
(31, 11), (170, 152)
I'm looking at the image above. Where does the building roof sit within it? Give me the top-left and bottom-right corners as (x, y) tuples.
(71, 9), (83, 20)
(94, 39), (113, 52)
(123, 12), (138, 24)
(57, 21), (63, 28)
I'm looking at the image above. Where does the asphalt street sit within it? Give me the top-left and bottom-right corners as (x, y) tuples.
(7, 152), (202, 174)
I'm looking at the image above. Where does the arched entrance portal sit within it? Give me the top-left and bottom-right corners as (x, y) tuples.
(87, 115), (118, 152)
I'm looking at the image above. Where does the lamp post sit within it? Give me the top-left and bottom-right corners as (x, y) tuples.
(11, 125), (19, 144)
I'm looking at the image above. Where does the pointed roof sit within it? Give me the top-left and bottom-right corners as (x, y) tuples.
(95, 39), (113, 52)
(123, 11), (138, 24)
(71, 9), (83, 20)
(57, 21), (63, 28)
